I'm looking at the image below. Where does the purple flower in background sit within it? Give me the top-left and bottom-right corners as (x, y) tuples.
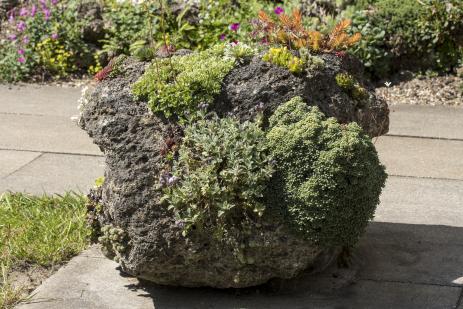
(18, 57), (26, 63)
(30, 5), (37, 17)
(17, 21), (26, 32)
(8, 11), (15, 23)
(43, 8), (51, 20)
(8, 34), (17, 41)
(51, 0), (58, 5)
(19, 7), (28, 16)
(219, 33), (226, 41)
(175, 220), (185, 229)
(23, 36), (30, 44)
(274, 6), (284, 15)
(167, 176), (179, 186)
(17, 49), (25, 55)
(39, 0), (47, 7)
(229, 22), (240, 32)
(51, 33), (59, 40)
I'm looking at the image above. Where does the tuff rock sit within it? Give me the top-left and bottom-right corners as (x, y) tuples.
(79, 52), (389, 288)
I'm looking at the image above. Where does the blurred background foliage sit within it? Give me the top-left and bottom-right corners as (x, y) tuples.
(0, 0), (462, 82)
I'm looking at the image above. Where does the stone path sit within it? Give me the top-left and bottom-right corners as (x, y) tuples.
(0, 84), (104, 194)
(1, 84), (462, 308)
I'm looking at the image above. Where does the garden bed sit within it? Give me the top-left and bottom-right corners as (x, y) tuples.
(376, 73), (462, 106)
(1, 0), (462, 83)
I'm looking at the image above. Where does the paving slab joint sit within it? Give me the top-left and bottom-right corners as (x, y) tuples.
(2, 153), (43, 179)
(386, 134), (463, 142)
(359, 277), (462, 289)
(0, 148), (103, 158)
(389, 174), (463, 183)
(456, 288), (463, 307)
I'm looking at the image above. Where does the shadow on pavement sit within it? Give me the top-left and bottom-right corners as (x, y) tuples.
(126, 222), (463, 309)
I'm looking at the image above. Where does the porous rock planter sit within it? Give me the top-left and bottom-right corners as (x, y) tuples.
(79, 51), (389, 288)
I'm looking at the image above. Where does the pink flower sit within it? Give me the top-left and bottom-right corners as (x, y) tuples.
(219, 33), (226, 41)
(51, 33), (59, 40)
(335, 51), (346, 58)
(8, 11), (15, 23)
(39, 0), (47, 7)
(43, 8), (51, 20)
(19, 7), (28, 16)
(8, 34), (17, 41)
(229, 23), (240, 32)
(16, 21), (26, 32)
(17, 49), (25, 55)
(23, 36), (30, 44)
(51, 0), (58, 5)
(274, 6), (284, 15)
(30, 5), (37, 17)
(18, 57), (26, 63)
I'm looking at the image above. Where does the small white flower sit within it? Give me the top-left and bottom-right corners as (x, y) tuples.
(77, 86), (90, 111)
(385, 81), (392, 87)
(131, 0), (145, 5)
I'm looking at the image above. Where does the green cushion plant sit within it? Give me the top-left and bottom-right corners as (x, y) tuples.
(266, 97), (387, 247)
(132, 47), (235, 118)
(158, 96), (387, 249)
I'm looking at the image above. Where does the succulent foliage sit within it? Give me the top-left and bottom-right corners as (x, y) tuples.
(98, 224), (127, 261)
(335, 73), (369, 103)
(262, 47), (306, 73)
(255, 9), (361, 52)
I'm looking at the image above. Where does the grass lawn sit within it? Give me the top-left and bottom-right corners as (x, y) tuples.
(0, 193), (89, 308)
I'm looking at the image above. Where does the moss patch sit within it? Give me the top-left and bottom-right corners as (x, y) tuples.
(132, 47), (235, 118)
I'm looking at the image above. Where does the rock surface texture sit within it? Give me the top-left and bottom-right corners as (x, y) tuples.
(79, 53), (389, 288)
(214, 53), (389, 136)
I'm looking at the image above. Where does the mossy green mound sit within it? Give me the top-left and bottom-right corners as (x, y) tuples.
(132, 48), (235, 118)
(266, 97), (387, 247)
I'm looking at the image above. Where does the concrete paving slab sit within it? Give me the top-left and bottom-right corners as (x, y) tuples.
(389, 105), (463, 140)
(375, 136), (463, 180)
(0, 84), (82, 117)
(0, 114), (101, 155)
(0, 153), (104, 194)
(16, 247), (153, 309)
(377, 176), (463, 227)
(16, 223), (463, 309)
(0, 150), (41, 178)
(118, 279), (461, 309)
(358, 222), (463, 287)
